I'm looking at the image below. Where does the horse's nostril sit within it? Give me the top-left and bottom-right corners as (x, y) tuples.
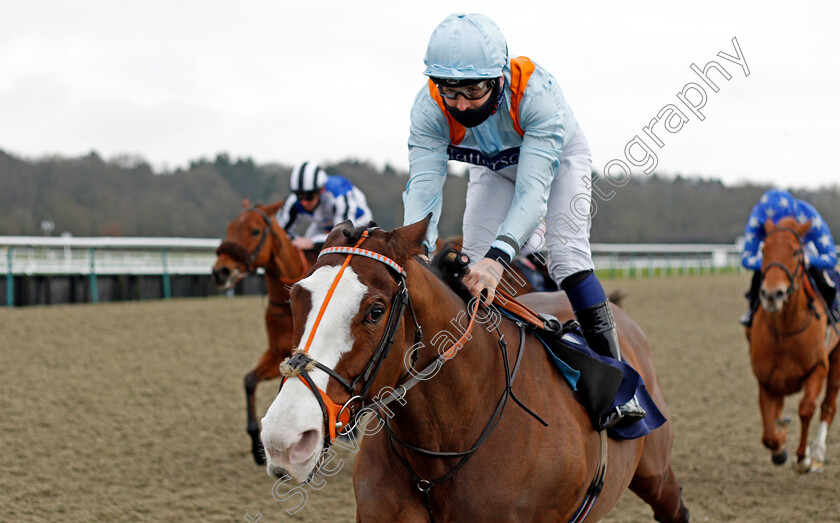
(775, 290), (784, 299)
(212, 267), (230, 285)
(289, 429), (321, 464)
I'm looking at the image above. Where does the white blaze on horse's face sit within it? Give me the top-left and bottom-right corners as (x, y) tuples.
(260, 264), (367, 483)
(759, 280), (788, 313)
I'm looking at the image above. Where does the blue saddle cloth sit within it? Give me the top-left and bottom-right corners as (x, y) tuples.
(536, 325), (667, 440)
(512, 257), (558, 293)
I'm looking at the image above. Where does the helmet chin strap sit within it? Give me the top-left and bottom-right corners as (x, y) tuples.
(444, 77), (504, 128)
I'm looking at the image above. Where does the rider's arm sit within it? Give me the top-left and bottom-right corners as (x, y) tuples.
(802, 207), (838, 270)
(404, 88), (451, 254)
(304, 221), (330, 250)
(275, 196), (300, 237)
(332, 192), (353, 224)
(490, 69), (579, 262)
(740, 203), (766, 271)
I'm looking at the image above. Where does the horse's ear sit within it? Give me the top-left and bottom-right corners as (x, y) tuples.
(262, 199), (286, 216)
(795, 219), (812, 237)
(764, 218), (776, 234)
(323, 220), (355, 248)
(241, 197), (251, 208)
(388, 213), (432, 263)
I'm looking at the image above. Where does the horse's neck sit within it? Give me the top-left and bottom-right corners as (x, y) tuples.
(263, 270), (292, 303)
(270, 232), (307, 282)
(390, 263), (511, 452)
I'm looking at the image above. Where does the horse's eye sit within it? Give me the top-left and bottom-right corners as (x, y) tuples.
(251, 228), (261, 237)
(365, 306), (385, 324)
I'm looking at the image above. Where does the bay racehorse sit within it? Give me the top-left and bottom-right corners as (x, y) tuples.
(260, 218), (688, 521)
(747, 217), (840, 472)
(212, 198), (315, 465)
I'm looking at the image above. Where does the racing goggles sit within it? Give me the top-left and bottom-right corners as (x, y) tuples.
(434, 78), (496, 100)
(295, 190), (320, 201)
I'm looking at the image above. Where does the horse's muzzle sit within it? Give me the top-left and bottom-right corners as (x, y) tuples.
(760, 286), (787, 312)
(211, 266), (231, 287)
(268, 464), (291, 480)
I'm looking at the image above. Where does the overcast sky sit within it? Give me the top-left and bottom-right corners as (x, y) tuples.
(1, 1), (838, 188)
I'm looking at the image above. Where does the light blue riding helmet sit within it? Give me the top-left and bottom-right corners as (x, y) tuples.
(423, 13), (508, 79)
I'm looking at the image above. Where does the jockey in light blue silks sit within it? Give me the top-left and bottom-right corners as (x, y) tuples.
(276, 161), (374, 252)
(739, 188), (840, 326)
(402, 13), (645, 429)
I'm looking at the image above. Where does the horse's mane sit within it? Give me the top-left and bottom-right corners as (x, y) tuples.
(430, 247), (474, 304)
(334, 224), (472, 305)
(341, 222), (380, 244)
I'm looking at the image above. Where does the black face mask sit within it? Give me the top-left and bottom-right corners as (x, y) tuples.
(444, 78), (504, 128)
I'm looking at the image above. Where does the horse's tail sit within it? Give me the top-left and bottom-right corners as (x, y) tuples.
(609, 289), (626, 308)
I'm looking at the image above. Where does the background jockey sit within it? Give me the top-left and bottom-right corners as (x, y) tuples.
(403, 13), (644, 429)
(739, 188), (840, 326)
(275, 161), (374, 251)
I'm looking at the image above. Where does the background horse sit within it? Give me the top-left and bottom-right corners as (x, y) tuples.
(748, 217), (840, 472)
(212, 198), (316, 465)
(260, 219), (688, 522)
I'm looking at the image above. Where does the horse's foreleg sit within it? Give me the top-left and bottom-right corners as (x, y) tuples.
(794, 363), (827, 473)
(245, 348), (284, 466)
(813, 347), (840, 470)
(758, 387), (788, 464)
(628, 467), (689, 523)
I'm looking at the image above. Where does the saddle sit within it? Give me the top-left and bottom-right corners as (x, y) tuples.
(513, 255), (558, 293)
(494, 293), (665, 439)
(432, 249), (665, 440)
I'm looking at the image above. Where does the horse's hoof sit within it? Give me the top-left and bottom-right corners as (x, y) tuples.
(810, 460), (824, 473)
(793, 456), (812, 474)
(771, 449), (788, 466)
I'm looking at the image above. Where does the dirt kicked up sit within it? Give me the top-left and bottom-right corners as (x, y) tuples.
(1, 273), (838, 522)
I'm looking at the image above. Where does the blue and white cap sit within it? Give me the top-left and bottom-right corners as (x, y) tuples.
(290, 161), (327, 192)
(423, 13), (508, 80)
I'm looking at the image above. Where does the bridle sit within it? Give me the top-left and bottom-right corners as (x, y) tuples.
(758, 226), (819, 337)
(215, 206), (309, 285)
(278, 229), (424, 447)
(277, 229), (605, 522)
(760, 226), (805, 305)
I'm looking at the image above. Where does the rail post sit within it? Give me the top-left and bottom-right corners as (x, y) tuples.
(6, 247), (13, 307)
(88, 247), (99, 303)
(162, 247), (171, 299)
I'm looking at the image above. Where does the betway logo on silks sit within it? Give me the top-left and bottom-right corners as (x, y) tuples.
(447, 144), (520, 170)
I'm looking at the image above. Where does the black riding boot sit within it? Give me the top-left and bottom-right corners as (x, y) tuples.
(575, 300), (647, 429)
(740, 270), (762, 327)
(808, 267), (840, 323)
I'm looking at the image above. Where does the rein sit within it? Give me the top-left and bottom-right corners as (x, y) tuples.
(759, 226), (814, 336)
(277, 230), (424, 446)
(278, 230), (606, 522)
(760, 226), (805, 304)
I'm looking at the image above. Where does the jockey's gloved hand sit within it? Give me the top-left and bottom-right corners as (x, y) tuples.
(463, 257), (504, 305)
